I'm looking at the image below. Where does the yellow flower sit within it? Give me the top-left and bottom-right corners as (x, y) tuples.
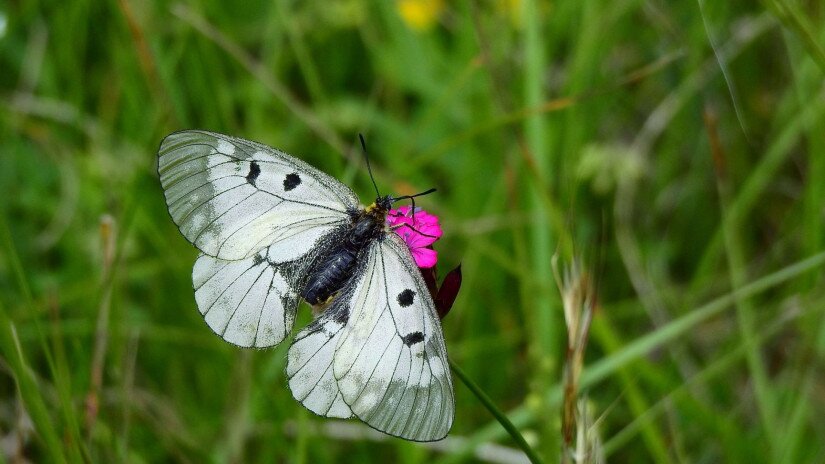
(498, 0), (523, 27)
(397, 0), (444, 31)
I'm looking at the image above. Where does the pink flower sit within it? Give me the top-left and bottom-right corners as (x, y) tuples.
(386, 205), (443, 268)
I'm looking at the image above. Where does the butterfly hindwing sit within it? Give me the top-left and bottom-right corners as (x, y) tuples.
(158, 130), (359, 261)
(193, 246), (303, 348)
(286, 300), (353, 419)
(331, 233), (454, 442)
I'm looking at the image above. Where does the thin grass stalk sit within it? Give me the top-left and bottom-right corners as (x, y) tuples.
(0, 219), (72, 462)
(85, 215), (117, 439)
(47, 293), (86, 462)
(521, 0), (559, 457)
(762, 0), (825, 73)
(705, 106), (778, 457)
(691, 47), (825, 294)
(602, 300), (814, 459)
(0, 310), (66, 464)
(553, 256), (600, 464)
(449, 359), (544, 464)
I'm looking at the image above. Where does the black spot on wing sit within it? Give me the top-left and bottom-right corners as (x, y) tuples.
(397, 289), (415, 307)
(401, 331), (424, 346)
(246, 161), (261, 186)
(284, 173), (301, 191)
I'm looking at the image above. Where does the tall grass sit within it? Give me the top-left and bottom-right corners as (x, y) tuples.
(2, 1), (825, 462)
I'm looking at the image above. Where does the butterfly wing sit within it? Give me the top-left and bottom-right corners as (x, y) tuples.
(158, 130), (358, 261)
(286, 300), (354, 418)
(192, 244), (326, 348)
(330, 233), (454, 441)
(159, 130), (357, 347)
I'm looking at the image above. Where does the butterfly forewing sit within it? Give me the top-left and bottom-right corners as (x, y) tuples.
(158, 130), (358, 261)
(330, 233), (454, 442)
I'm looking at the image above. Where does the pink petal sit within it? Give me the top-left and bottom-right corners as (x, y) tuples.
(413, 210), (438, 224)
(412, 247), (438, 268)
(388, 206), (442, 265)
(396, 225), (438, 247)
(388, 206), (441, 230)
(408, 230), (439, 247)
(387, 206), (415, 226)
(414, 221), (443, 238)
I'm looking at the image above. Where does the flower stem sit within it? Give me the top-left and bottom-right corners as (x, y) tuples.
(449, 359), (544, 464)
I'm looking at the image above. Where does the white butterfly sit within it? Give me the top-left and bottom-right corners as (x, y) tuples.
(158, 130), (454, 441)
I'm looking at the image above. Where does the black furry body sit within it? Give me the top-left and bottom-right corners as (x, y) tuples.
(301, 197), (392, 306)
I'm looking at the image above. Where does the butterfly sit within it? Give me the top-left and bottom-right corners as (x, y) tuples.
(157, 130), (454, 441)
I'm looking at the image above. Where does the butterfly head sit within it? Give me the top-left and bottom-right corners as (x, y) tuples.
(365, 195), (392, 212)
(377, 195), (394, 212)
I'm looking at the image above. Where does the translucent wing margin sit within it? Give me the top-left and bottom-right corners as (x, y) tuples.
(332, 233), (454, 442)
(158, 130), (359, 261)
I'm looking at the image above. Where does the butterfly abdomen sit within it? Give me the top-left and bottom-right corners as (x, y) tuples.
(301, 210), (385, 306)
(302, 247), (359, 305)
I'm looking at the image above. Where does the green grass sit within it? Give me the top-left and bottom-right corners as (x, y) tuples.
(2, 1), (825, 462)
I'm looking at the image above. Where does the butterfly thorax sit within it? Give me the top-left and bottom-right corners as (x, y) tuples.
(301, 196), (391, 307)
(366, 195), (393, 215)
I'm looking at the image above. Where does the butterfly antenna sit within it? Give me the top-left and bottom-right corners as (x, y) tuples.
(411, 196), (417, 222)
(392, 187), (436, 226)
(393, 188), (437, 201)
(359, 133), (381, 198)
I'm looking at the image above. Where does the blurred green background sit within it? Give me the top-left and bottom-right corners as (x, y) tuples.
(3, 0), (825, 462)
